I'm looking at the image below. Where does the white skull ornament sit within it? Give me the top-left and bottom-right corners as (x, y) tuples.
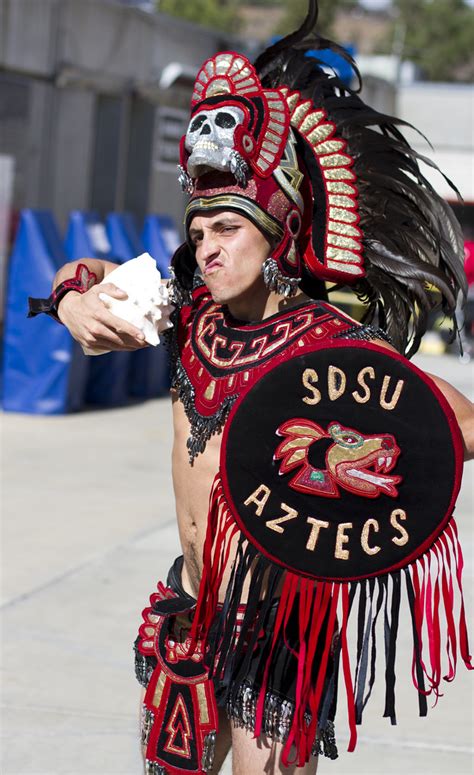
(185, 106), (246, 178)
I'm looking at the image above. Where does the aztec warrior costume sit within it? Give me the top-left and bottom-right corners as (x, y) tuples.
(28, 1), (471, 773)
(132, 3), (472, 771)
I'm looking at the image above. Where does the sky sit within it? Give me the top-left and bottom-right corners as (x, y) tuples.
(359, 0), (474, 7)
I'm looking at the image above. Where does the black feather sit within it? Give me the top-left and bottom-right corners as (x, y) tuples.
(253, 1), (467, 356)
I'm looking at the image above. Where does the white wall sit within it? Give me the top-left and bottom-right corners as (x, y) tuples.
(397, 84), (474, 201)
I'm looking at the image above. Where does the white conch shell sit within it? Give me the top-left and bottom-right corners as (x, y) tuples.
(83, 253), (174, 355)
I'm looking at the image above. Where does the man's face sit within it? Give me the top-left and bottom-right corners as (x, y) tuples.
(188, 211), (272, 308)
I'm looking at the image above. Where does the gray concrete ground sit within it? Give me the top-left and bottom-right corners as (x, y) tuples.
(1, 352), (473, 775)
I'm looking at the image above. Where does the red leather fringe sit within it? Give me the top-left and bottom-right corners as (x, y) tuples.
(190, 475), (472, 767)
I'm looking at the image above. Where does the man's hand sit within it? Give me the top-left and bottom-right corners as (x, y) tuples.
(57, 283), (147, 353)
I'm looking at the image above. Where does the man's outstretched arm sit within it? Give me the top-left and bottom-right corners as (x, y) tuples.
(53, 259), (147, 354)
(372, 338), (474, 462)
(428, 373), (474, 461)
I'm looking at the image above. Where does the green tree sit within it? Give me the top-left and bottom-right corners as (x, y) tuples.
(157, 0), (241, 32)
(393, 0), (474, 81)
(276, 0), (357, 37)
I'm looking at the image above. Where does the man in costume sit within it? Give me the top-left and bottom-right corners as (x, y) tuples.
(29, 2), (473, 773)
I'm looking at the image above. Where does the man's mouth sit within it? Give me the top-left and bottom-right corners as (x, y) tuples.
(204, 259), (223, 274)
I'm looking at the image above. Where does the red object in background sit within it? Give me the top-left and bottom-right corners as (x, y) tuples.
(464, 241), (474, 286)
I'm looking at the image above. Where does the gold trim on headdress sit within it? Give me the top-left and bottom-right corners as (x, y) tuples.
(281, 87), (364, 279)
(185, 195), (284, 242)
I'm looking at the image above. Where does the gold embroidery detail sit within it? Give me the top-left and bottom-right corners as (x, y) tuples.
(299, 110), (325, 133)
(306, 518), (330, 551)
(329, 194), (356, 208)
(327, 181), (356, 195)
(391, 509), (409, 546)
(319, 153), (351, 168)
(286, 92), (300, 111)
(196, 683), (209, 724)
(281, 422), (322, 438)
(327, 260), (363, 275)
(152, 670), (166, 708)
(268, 120), (285, 133)
(307, 124), (334, 144)
(204, 380), (216, 401)
(335, 523), (352, 560)
(266, 503), (299, 534)
(328, 365), (346, 400)
(291, 101), (312, 125)
(302, 368), (321, 405)
(352, 366), (375, 403)
(286, 241), (297, 266)
(236, 77), (257, 89)
(207, 81), (229, 97)
(165, 695), (192, 757)
(262, 140), (280, 153)
(186, 196), (283, 240)
(327, 233), (362, 250)
(314, 139), (345, 155)
(329, 207), (358, 223)
(328, 220), (360, 237)
(267, 130), (282, 144)
(323, 167), (355, 180)
(269, 111), (286, 123)
(244, 484), (271, 516)
(327, 248), (361, 264)
(361, 519), (381, 555)
(380, 376), (405, 410)
(216, 55), (233, 73)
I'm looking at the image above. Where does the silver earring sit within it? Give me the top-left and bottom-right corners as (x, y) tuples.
(262, 258), (300, 298)
(177, 165), (194, 194)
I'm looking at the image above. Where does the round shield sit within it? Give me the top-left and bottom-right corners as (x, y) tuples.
(220, 342), (463, 581)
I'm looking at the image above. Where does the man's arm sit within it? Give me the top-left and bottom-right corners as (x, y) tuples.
(54, 259), (147, 353)
(427, 373), (474, 461)
(372, 338), (474, 461)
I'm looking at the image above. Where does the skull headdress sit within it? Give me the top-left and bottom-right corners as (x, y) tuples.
(172, 0), (466, 356)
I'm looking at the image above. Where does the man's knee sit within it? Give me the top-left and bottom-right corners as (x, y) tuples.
(230, 723), (318, 775)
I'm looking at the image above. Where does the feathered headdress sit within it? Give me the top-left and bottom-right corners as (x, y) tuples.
(173, 0), (466, 356)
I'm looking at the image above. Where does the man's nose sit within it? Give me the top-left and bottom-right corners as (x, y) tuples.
(199, 233), (220, 259)
(200, 124), (211, 135)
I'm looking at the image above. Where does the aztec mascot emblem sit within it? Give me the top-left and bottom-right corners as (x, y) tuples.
(275, 419), (402, 498)
(211, 340), (463, 581)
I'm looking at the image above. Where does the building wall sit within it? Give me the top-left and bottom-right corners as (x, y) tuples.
(397, 84), (474, 202)
(0, 0), (225, 233)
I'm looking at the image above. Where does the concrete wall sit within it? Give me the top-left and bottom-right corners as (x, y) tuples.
(0, 0), (225, 231)
(397, 83), (474, 201)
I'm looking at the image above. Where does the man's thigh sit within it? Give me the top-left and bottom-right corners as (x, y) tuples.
(231, 724), (318, 775)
